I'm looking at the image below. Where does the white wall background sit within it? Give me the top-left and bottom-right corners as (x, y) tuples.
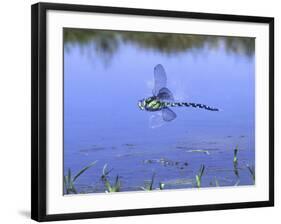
(0, 0), (279, 223)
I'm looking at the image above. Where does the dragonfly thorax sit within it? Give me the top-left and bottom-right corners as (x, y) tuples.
(138, 96), (165, 112)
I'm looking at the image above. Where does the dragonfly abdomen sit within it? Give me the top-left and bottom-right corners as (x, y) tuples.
(165, 102), (219, 111)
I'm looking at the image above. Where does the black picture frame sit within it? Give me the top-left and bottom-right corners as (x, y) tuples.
(31, 2), (274, 222)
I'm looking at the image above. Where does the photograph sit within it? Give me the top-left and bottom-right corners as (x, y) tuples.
(63, 28), (256, 195)
(0, 0), (277, 223)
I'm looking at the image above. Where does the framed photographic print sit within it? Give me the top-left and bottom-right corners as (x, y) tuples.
(31, 2), (274, 222)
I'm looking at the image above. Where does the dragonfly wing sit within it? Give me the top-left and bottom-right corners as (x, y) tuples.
(149, 112), (166, 128)
(162, 107), (177, 121)
(153, 64), (167, 96)
(157, 87), (174, 102)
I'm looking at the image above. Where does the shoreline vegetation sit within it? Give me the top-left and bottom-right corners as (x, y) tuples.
(63, 145), (255, 195)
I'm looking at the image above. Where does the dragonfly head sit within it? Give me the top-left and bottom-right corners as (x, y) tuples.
(138, 99), (146, 110)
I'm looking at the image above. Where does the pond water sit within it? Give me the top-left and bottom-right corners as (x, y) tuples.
(63, 29), (255, 194)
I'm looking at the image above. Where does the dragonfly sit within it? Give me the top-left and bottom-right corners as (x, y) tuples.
(138, 64), (219, 128)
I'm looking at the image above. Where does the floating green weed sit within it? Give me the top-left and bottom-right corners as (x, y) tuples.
(64, 161), (97, 194)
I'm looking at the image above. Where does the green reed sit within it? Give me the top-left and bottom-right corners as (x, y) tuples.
(141, 173), (155, 191)
(195, 165), (205, 188)
(64, 161), (97, 194)
(141, 173), (165, 191)
(246, 164), (255, 183)
(233, 145), (239, 163)
(101, 164), (121, 193)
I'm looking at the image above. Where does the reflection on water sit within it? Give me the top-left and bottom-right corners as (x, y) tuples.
(64, 28), (254, 61)
(63, 28), (255, 194)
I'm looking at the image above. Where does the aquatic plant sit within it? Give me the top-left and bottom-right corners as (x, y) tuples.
(104, 175), (121, 193)
(210, 177), (220, 187)
(140, 173), (165, 191)
(141, 173), (155, 191)
(233, 145), (239, 163)
(232, 145), (240, 179)
(195, 165), (205, 188)
(101, 164), (121, 193)
(215, 177), (220, 187)
(234, 179), (240, 186)
(159, 182), (165, 190)
(63, 161), (97, 194)
(233, 162), (240, 179)
(246, 164), (255, 183)
(101, 164), (113, 181)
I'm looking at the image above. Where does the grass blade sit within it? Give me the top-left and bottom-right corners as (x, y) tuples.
(215, 177), (219, 187)
(105, 179), (112, 192)
(196, 165), (205, 188)
(233, 145), (238, 163)
(149, 173), (155, 190)
(114, 175), (121, 192)
(68, 168), (71, 182)
(159, 182), (165, 190)
(246, 164), (255, 183)
(73, 161), (97, 183)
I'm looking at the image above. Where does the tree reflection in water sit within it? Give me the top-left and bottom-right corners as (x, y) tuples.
(64, 28), (254, 64)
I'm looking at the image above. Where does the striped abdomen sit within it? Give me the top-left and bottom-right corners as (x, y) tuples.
(165, 102), (219, 111)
